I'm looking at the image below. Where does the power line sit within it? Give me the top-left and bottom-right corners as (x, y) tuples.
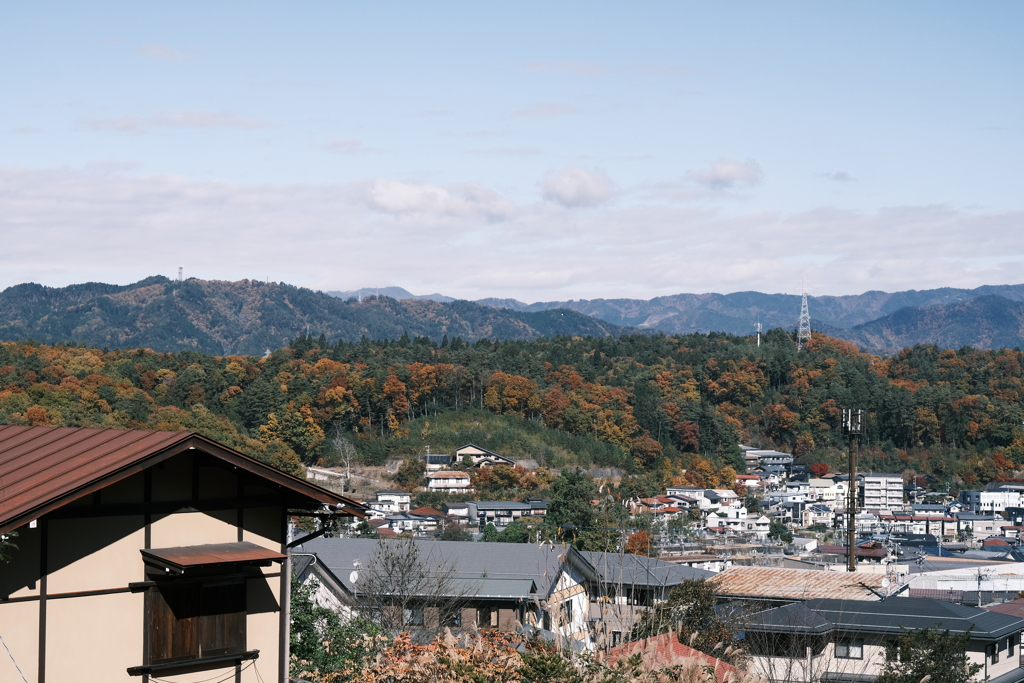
(0, 634), (29, 683)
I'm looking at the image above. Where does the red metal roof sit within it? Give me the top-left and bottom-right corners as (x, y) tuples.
(0, 425), (364, 534)
(141, 541), (286, 573)
(606, 631), (736, 683)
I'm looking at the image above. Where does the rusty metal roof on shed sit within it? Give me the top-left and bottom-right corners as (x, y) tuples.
(0, 424), (364, 535)
(142, 541), (286, 573)
(712, 566), (897, 601)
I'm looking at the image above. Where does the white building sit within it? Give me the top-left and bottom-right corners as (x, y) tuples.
(961, 489), (1024, 514)
(859, 472), (904, 511)
(426, 470), (474, 494)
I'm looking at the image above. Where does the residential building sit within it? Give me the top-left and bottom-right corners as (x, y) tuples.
(453, 443), (516, 468)
(744, 598), (1024, 683)
(961, 489), (1024, 515)
(802, 504), (835, 528)
(859, 472), (905, 511)
(296, 537), (712, 649)
(0, 424), (364, 683)
(425, 470), (474, 494)
(368, 490), (412, 513)
(466, 499), (548, 530)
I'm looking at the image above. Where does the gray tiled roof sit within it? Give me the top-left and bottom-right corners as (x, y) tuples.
(746, 597), (1024, 640)
(300, 537), (574, 596)
(580, 551), (713, 588)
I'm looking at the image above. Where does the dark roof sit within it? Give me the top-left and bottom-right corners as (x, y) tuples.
(580, 551), (713, 588)
(0, 425), (362, 535)
(141, 541), (285, 574)
(300, 536), (592, 596)
(746, 597), (1024, 640)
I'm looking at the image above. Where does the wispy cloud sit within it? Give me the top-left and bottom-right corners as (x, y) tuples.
(817, 170), (856, 182)
(689, 158), (764, 190)
(79, 111), (270, 133)
(12, 126), (42, 134)
(465, 147), (542, 157)
(511, 102), (579, 118)
(322, 139), (380, 155)
(364, 179), (516, 222)
(2, 166), (1021, 301)
(525, 61), (609, 76)
(542, 166), (614, 207)
(137, 44), (192, 62)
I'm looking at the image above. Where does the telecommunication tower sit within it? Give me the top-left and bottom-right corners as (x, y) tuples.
(177, 267), (183, 283)
(797, 279), (811, 350)
(755, 321), (762, 347)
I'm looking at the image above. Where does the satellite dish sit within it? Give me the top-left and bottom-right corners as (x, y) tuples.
(349, 571), (359, 583)
(882, 578), (891, 588)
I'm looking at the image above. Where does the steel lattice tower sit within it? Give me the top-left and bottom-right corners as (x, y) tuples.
(797, 279), (811, 350)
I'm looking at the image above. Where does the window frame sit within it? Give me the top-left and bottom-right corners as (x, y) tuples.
(835, 638), (864, 660)
(144, 574), (248, 667)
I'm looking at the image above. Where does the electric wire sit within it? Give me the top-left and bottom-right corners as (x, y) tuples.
(149, 657), (256, 683)
(0, 633), (29, 683)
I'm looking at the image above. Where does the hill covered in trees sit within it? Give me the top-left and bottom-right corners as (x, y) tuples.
(1, 330), (1022, 492)
(0, 277), (634, 355)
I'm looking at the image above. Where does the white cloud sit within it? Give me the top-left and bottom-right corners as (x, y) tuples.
(525, 61), (609, 76)
(365, 179), (515, 221)
(137, 44), (192, 62)
(322, 139), (379, 155)
(0, 166), (1022, 302)
(817, 170), (856, 182)
(511, 102), (579, 117)
(79, 111), (270, 133)
(542, 167), (614, 208)
(689, 158), (764, 190)
(465, 147), (542, 157)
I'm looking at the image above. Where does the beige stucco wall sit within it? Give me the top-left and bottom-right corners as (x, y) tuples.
(0, 450), (289, 683)
(0, 600), (39, 682)
(46, 591), (143, 682)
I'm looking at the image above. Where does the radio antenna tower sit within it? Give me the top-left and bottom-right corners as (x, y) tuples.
(177, 267), (183, 283)
(797, 279), (811, 350)
(755, 321), (762, 347)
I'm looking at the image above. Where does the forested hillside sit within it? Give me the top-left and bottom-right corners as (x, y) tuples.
(0, 277), (633, 355)
(1, 330), (1023, 492)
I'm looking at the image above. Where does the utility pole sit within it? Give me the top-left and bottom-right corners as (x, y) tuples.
(843, 408), (863, 572)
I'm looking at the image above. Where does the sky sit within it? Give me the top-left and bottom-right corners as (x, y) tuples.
(2, 2), (1022, 302)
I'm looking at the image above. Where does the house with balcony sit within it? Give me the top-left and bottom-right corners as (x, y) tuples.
(744, 597), (1024, 683)
(859, 472), (905, 511)
(425, 471), (474, 494)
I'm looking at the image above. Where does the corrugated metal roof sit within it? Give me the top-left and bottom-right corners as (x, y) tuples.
(142, 541), (286, 573)
(747, 597), (1024, 640)
(713, 566), (893, 601)
(0, 424), (363, 534)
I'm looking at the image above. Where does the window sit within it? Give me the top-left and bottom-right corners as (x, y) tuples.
(147, 579), (246, 665)
(987, 643), (1000, 664)
(404, 606), (424, 627)
(477, 606), (498, 629)
(611, 631), (622, 647)
(561, 600), (573, 625)
(835, 639), (864, 659)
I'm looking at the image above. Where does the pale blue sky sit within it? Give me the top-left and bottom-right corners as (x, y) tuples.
(2, 2), (1021, 300)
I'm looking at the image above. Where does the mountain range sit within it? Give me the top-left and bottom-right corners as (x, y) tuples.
(2, 277), (1024, 355)
(0, 277), (631, 355)
(345, 283), (1024, 353)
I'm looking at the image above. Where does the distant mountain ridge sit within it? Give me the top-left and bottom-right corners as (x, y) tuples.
(340, 283), (1024, 352)
(0, 277), (634, 355)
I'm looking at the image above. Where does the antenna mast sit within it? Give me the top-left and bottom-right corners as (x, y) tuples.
(755, 321), (762, 347)
(797, 279), (811, 350)
(177, 267), (183, 283)
(843, 408), (863, 572)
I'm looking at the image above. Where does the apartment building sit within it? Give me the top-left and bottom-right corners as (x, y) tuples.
(859, 472), (904, 511)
